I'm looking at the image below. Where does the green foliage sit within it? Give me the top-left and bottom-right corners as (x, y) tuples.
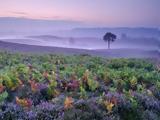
(60, 65), (74, 80)
(82, 70), (99, 91)
(49, 72), (57, 89)
(74, 65), (86, 78)
(41, 62), (56, 72)
(46, 72), (58, 98)
(1, 71), (20, 90)
(16, 64), (29, 75)
(156, 81), (160, 90)
(80, 86), (87, 98)
(31, 69), (43, 82)
(87, 77), (99, 91)
(0, 91), (8, 104)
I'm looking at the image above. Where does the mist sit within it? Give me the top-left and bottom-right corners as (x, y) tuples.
(0, 17), (159, 51)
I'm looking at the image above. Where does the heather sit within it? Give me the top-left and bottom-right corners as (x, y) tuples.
(0, 52), (160, 120)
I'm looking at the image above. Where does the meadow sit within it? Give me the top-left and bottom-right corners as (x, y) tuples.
(0, 52), (160, 120)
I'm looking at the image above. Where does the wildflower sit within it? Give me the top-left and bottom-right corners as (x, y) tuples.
(104, 100), (114, 113)
(16, 97), (32, 108)
(29, 80), (38, 92)
(64, 97), (74, 109)
(43, 71), (49, 78)
(0, 84), (5, 93)
(147, 89), (153, 96)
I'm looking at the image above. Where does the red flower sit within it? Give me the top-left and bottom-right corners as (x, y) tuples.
(29, 80), (38, 92)
(0, 84), (5, 93)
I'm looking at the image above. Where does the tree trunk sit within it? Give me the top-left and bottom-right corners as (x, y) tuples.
(108, 41), (110, 49)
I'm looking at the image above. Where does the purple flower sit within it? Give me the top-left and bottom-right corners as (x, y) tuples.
(142, 110), (159, 120)
(26, 111), (37, 120)
(37, 83), (48, 90)
(134, 92), (160, 111)
(36, 102), (55, 111)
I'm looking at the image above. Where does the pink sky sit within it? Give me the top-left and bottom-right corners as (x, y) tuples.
(0, 0), (159, 27)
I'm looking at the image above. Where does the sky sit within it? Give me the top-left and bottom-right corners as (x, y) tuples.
(0, 0), (160, 27)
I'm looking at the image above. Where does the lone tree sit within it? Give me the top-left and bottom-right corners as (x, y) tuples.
(103, 32), (117, 49)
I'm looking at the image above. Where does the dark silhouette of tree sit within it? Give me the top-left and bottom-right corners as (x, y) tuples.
(103, 32), (117, 49)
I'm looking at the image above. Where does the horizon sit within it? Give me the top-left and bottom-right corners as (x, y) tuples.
(0, 16), (160, 29)
(0, 0), (160, 27)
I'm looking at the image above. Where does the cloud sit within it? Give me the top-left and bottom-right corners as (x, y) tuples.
(10, 11), (28, 15)
(40, 16), (61, 20)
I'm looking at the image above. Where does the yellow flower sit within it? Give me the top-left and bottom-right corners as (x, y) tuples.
(104, 100), (114, 113)
(147, 89), (153, 96)
(16, 97), (32, 108)
(130, 76), (137, 87)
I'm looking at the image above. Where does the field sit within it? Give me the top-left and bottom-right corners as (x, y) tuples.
(0, 52), (160, 120)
